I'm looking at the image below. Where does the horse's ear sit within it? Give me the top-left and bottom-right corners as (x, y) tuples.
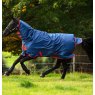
(12, 17), (16, 21)
(12, 17), (18, 23)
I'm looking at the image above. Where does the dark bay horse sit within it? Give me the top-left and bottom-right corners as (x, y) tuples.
(3, 18), (93, 79)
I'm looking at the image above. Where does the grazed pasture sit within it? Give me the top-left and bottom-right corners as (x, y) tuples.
(2, 73), (93, 95)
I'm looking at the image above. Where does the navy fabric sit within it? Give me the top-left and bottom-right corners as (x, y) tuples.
(19, 20), (82, 59)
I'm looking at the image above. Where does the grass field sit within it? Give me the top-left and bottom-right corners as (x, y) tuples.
(2, 73), (93, 95)
(3, 52), (93, 95)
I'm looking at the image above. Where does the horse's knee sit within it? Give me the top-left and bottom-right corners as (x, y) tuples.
(20, 59), (24, 64)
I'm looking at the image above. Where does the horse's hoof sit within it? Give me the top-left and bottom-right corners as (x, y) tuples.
(27, 70), (30, 75)
(4, 72), (9, 76)
(40, 74), (45, 78)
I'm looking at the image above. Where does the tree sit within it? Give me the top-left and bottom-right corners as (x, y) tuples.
(2, 0), (93, 54)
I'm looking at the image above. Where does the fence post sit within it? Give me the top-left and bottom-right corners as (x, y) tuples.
(72, 56), (75, 72)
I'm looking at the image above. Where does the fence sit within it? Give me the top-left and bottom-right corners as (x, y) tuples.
(3, 54), (92, 75)
(70, 55), (93, 73)
(24, 55), (93, 74)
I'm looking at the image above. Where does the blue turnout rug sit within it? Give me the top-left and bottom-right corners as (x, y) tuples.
(17, 20), (82, 59)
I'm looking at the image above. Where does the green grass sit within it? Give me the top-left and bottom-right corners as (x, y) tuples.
(2, 52), (93, 95)
(3, 52), (18, 67)
(2, 73), (93, 95)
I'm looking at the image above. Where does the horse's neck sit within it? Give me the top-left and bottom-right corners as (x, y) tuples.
(19, 20), (34, 41)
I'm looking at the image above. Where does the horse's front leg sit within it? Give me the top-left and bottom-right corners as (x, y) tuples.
(4, 55), (23, 76)
(61, 59), (72, 79)
(20, 56), (32, 75)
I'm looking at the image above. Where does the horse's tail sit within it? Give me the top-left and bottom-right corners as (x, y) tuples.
(81, 37), (93, 63)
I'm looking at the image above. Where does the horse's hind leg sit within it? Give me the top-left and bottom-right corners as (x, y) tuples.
(61, 59), (71, 79)
(40, 59), (62, 78)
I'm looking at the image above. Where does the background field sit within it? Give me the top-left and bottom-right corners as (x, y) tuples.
(2, 73), (93, 95)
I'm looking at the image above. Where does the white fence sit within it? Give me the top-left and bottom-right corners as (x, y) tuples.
(71, 55), (92, 73)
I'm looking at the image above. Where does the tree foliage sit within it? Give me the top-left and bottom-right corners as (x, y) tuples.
(2, 0), (93, 54)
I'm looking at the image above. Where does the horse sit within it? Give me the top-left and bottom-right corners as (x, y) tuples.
(3, 17), (93, 79)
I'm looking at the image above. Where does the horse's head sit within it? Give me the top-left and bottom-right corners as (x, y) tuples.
(3, 18), (19, 37)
